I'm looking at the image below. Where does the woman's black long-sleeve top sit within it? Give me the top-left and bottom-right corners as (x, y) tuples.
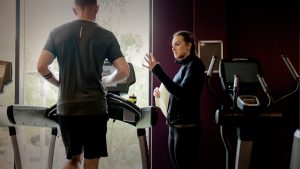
(152, 54), (206, 126)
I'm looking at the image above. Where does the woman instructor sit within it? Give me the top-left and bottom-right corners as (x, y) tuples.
(143, 30), (206, 169)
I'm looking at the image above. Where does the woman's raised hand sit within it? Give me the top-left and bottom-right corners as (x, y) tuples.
(142, 53), (159, 70)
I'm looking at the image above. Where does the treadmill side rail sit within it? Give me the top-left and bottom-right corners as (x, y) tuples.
(12, 105), (58, 128)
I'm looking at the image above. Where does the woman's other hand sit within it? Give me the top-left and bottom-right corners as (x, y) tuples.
(153, 87), (160, 98)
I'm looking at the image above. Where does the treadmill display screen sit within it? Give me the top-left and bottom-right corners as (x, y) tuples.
(102, 60), (136, 94)
(103, 65), (127, 86)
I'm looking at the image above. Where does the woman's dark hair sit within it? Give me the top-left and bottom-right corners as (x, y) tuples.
(173, 30), (196, 56)
(75, 0), (97, 6)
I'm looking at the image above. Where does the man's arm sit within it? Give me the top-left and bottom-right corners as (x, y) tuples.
(36, 50), (59, 87)
(102, 57), (130, 87)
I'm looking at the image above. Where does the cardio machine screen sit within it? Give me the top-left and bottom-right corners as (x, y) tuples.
(219, 59), (261, 92)
(224, 62), (260, 84)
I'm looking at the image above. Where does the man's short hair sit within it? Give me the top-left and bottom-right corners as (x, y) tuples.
(75, 0), (97, 6)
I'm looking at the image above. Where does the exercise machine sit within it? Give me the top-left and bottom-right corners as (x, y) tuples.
(0, 60), (24, 169)
(216, 58), (282, 169)
(206, 55), (299, 169)
(281, 55), (300, 169)
(0, 61), (158, 169)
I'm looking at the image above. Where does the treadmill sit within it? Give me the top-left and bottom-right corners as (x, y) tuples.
(0, 61), (158, 169)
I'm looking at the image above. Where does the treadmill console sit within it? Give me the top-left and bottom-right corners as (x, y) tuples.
(102, 60), (136, 94)
(0, 60), (12, 92)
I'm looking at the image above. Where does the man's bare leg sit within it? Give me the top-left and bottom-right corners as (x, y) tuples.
(84, 158), (100, 169)
(63, 154), (83, 169)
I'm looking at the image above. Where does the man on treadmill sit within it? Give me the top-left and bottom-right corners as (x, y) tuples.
(36, 0), (129, 168)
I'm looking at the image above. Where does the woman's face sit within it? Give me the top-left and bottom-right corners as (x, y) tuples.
(172, 35), (191, 60)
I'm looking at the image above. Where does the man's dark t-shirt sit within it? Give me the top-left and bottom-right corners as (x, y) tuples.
(44, 20), (123, 116)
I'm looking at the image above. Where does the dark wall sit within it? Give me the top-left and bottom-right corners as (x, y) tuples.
(151, 0), (299, 169)
(194, 0), (228, 169)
